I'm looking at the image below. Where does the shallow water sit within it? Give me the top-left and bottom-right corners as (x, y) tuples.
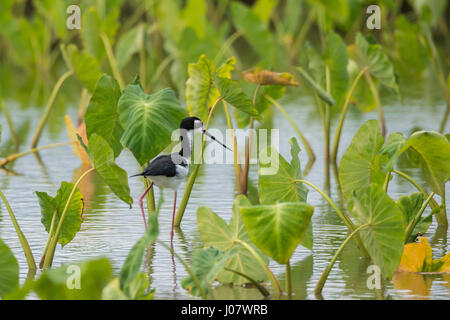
(0, 79), (449, 300)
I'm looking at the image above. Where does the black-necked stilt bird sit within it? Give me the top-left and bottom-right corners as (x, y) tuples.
(130, 116), (231, 246)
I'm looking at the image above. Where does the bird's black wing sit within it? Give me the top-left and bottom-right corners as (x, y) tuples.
(140, 155), (177, 177)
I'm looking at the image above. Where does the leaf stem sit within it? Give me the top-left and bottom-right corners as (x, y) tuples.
(286, 259), (292, 299)
(43, 167), (95, 268)
(330, 66), (368, 163)
(264, 95), (316, 166)
(404, 192), (435, 242)
(100, 32), (125, 90)
(223, 101), (243, 193)
(174, 97), (222, 227)
(365, 72), (386, 137)
(392, 169), (446, 227)
(314, 223), (370, 297)
(39, 209), (57, 269)
(30, 70), (73, 148)
(0, 99), (20, 151)
(293, 179), (369, 258)
(237, 240), (282, 297)
(0, 190), (36, 273)
(0, 142), (73, 167)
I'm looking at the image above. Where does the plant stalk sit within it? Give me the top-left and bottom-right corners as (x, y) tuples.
(331, 66), (369, 163)
(265, 95), (316, 166)
(0, 99), (20, 151)
(404, 192), (435, 242)
(315, 223), (370, 297)
(39, 209), (57, 269)
(43, 167), (95, 268)
(286, 259), (292, 299)
(100, 32), (125, 90)
(30, 70), (73, 148)
(0, 190), (36, 272)
(365, 72), (386, 137)
(293, 179), (369, 258)
(237, 240), (282, 297)
(0, 142), (73, 167)
(223, 101), (243, 193)
(174, 97), (222, 227)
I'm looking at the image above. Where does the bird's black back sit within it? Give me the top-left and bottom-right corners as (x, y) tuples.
(137, 154), (187, 178)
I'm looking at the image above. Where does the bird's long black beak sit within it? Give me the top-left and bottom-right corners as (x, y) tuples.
(202, 129), (232, 151)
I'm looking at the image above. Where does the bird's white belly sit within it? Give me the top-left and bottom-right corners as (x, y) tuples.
(148, 165), (188, 191)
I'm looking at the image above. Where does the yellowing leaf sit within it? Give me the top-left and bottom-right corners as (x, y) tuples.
(396, 237), (450, 273)
(242, 67), (299, 86)
(65, 115), (91, 165)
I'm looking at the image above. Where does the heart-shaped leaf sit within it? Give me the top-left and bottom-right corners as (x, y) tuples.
(181, 247), (237, 297)
(196, 196), (268, 285)
(88, 134), (133, 206)
(36, 181), (84, 247)
(240, 202), (314, 264)
(185, 54), (220, 122)
(259, 137), (308, 204)
(353, 32), (399, 93)
(352, 185), (405, 277)
(339, 120), (387, 208)
(68, 46), (102, 93)
(229, 2), (276, 63)
(118, 84), (187, 165)
(402, 131), (450, 196)
(85, 74), (124, 158)
(115, 24), (144, 70)
(378, 132), (406, 171)
(215, 75), (259, 117)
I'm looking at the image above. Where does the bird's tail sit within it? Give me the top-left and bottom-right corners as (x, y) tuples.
(128, 173), (143, 178)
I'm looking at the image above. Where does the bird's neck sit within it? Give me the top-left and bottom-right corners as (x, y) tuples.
(178, 130), (194, 159)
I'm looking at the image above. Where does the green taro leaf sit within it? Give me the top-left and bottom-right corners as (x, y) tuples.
(352, 185), (405, 277)
(85, 74), (123, 157)
(240, 202), (314, 264)
(396, 192), (432, 242)
(378, 132), (406, 171)
(402, 131), (450, 196)
(0, 239), (19, 297)
(36, 181), (84, 247)
(181, 247), (237, 297)
(118, 85), (187, 165)
(196, 196), (268, 285)
(354, 32), (399, 94)
(394, 15), (428, 77)
(81, 6), (119, 62)
(215, 75), (259, 117)
(33, 258), (112, 300)
(324, 31), (349, 108)
(339, 120), (387, 208)
(88, 134), (133, 206)
(230, 2), (276, 63)
(185, 54), (220, 122)
(259, 137), (308, 204)
(69, 46), (103, 93)
(115, 24), (144, 70)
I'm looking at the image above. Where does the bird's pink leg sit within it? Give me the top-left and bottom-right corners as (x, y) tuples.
(170, 191), (177, 247)
(138, 182), (154, 231)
